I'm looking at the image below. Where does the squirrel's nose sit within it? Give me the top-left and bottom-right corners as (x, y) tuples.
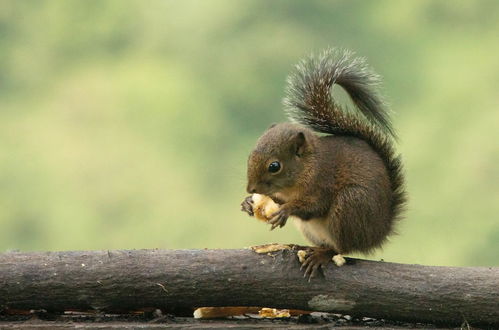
(247, 185), (257, 194)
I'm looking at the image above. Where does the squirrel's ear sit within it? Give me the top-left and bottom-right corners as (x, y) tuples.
(268, 123), (277, 129)
(294, 132), (306, 156)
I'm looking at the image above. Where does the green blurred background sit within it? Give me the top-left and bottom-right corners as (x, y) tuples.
(1, 0), (498, 266)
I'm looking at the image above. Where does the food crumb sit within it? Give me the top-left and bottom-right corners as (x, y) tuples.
(332, 254), (345, 267)
(297, 250), (307, 263)
(259, 308), (291, 318)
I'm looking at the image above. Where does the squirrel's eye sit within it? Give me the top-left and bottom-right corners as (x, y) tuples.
(268, 161), (281, 173)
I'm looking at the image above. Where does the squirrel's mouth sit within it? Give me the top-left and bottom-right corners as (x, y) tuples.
(267, 193), (285, 205)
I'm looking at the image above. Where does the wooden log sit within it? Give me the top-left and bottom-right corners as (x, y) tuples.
(0, 247), (498, 326)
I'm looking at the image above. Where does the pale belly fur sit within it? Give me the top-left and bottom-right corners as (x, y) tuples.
(293, 216), (339, 251)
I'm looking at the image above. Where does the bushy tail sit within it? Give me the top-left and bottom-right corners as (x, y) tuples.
(283, 48), (406, 221)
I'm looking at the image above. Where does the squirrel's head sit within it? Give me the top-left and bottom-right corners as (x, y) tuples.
(246, 123), (316, 198)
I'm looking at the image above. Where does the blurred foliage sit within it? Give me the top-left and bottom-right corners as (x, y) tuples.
(0, 0), (498, 266)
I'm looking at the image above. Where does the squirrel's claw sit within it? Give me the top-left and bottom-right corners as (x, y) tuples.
(240, 196), (254, 216)
(301, 258), (322, 282)
(268, 208), (289, 230)
(299, 248), (336, 281)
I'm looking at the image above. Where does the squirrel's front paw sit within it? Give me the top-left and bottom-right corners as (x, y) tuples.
(268, 208), (290, 230)
(240, 195), (254, 216)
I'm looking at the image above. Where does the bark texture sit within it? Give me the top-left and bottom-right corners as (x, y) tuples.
(0, 248), (497, 326)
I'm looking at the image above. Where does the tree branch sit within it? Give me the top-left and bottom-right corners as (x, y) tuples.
(0, 247), (497, 326)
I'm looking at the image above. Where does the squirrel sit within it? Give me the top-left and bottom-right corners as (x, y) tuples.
(241, 48), (406, 279)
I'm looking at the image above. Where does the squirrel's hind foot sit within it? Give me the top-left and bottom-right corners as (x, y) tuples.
(299, 247), (338, 281)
